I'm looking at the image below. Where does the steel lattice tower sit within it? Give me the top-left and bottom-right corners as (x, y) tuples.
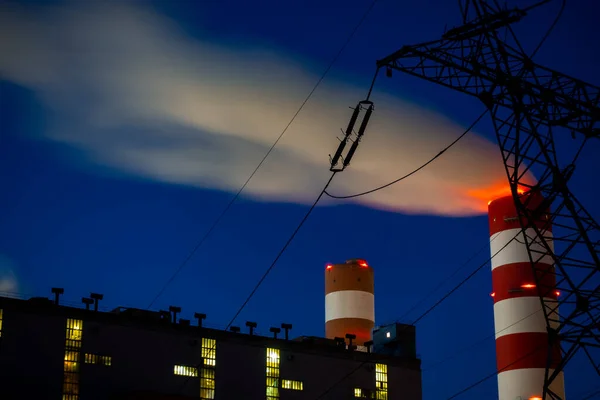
(375, 1), (599, 399)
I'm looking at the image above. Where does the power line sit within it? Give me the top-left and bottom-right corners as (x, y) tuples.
(175, 172), (339, 394)
(390, 235), (497, 326)
(146, 0), (381, 309)
(529, 0), (566, 59)
(445, 344), (546, 399)
(314, 228), (523, 399)
(423, 307), (542, 371)
(224, 171), (337, 328)
(409, 229), (520, 326)
(580, 388), (600, 400)
(324, 109), (488, 200)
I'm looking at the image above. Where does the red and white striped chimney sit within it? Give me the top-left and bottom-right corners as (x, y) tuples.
(488, 192), (565, 400)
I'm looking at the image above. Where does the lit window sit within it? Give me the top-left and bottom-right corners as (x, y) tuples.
(282, 379), (303, 391)
(375, 363), (388, 400)
(200, 338), (216, 399)
(266, 348), (280, 399)
(84, 353), (112, 367)
(202, 338), (216, 366)
(174, 365), (198, 377)
(386, 332), (390, 338)
(354, 388), (371, 398)
(63, 319), (83, 400)
(0, 308), (3, 337)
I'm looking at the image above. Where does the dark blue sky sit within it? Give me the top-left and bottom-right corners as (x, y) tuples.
(1, 0), (599, 398)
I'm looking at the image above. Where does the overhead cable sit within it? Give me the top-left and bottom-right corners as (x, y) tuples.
(324, 109), (488, 200)
(390, 235), (497, 325)
(423, 307), (543, 371)
(580, 388), (600, 400)
(529, 0), (567, 58)
(445, 344), (546, 399)
(146, 0), (381, 309)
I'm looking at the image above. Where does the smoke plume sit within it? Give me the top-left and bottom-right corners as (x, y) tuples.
(0, 1), (526, 216)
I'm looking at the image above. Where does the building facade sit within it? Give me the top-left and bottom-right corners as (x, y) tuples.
(0, 295), (422, 400)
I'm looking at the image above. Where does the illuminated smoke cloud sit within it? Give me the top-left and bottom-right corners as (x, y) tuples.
(0, 1), (531, 216)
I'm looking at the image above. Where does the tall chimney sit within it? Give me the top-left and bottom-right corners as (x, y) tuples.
(488, 192), (564, 400)
(324, 259), (374, 346)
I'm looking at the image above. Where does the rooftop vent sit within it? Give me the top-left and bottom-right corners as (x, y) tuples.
(82, 297), (94, 310)
(245, 321), (257, 336)
(194, 313), (207, 328)
(51, 288), (64, 305)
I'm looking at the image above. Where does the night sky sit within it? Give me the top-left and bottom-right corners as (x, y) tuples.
(1, 0), (599, 398)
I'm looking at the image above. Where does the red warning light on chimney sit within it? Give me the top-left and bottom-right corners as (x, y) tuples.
(521, 283), (536, 289)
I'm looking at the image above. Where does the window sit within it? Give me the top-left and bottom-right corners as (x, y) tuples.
(266, 348), (280, 399)
(0, 308), (3, 337)
(202, 338), (216, 366)
(375, 363), (388, 400)
(174, 365), (198, 377)
(265, 348), (304, 398)
(355, 388), (374, 398)
(200, 338), (216, 399)
(85, 353), (112, 366)
(282, 379), (303, 391)
(63, 319), (83, 400)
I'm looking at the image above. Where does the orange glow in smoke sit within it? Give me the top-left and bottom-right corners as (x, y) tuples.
(468, 182), (527, 210)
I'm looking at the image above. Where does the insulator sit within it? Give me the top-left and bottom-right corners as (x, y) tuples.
(330, 104), (363, 169)
(343, 104), (374, 167)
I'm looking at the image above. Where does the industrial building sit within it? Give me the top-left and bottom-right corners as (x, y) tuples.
(0, 274), (421, 399)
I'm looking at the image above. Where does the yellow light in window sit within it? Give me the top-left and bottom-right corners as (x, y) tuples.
(268, 350), (280, 360)
(266, 348), (281, 399)
(200, 338), (216, 400)
(281, 379), (303, 391)
(174, 365), (198, 377)
(375, 363), (388, 400)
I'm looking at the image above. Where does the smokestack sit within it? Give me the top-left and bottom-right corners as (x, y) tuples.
(488, 193), (564, 400)
(324, 259), (375, 346)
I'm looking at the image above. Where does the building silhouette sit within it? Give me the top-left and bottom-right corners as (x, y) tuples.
(0, 292), (421, 399)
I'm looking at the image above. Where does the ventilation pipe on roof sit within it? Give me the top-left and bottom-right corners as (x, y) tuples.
(168, 306), (181, 324)
(194, 312), (206, 328)
(51, 287), (64, 305)
(82, 297), (94, 310)
(90, 293), (104, 312)
(245, 321), (257, 336)
(346, 333), (357, 351)
(270, 327), (281, 339)
(281, 323), (292, 340)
